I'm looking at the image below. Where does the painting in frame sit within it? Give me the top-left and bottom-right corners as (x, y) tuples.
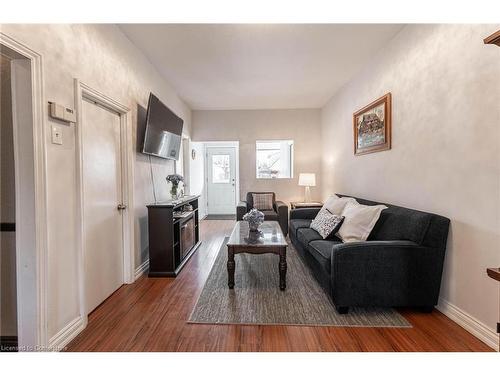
(353, 93), (391, 155)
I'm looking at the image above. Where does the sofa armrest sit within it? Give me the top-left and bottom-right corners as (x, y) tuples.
(274, 200), (289, 234)
(274, 200), (288, 212)
(330, 241), (446, 307)
(236, 201), (248, 221)
(290, 207), (321, 220)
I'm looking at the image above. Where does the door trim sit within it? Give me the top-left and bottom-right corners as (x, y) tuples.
(203, 141), (240, 215)
(74, 80), (134, 329)
(0, 32), (49, 350)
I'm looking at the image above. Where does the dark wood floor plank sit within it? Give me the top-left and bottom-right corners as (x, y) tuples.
(66, 219), (494, 352)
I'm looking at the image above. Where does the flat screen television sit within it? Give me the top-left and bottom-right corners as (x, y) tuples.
(142, 93), (183, 160)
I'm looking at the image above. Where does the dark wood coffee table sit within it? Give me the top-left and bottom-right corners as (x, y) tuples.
(227, 221), (288, 290)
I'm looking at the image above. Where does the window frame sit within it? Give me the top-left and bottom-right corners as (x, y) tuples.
(255, 139), (294, 179)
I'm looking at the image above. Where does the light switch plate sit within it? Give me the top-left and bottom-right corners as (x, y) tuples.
(51, 126), (63, 145)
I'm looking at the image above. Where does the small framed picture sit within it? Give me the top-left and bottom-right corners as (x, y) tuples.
(353, 93), (392, 155)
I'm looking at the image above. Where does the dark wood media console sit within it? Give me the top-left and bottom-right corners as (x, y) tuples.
(147, 195), (201, 277)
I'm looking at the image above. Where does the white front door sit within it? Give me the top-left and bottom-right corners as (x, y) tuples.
(206, 147), (236, 215)
(82, 97), (124, 314)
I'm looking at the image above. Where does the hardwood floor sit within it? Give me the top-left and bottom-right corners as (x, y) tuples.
(66, 219), (493, 352)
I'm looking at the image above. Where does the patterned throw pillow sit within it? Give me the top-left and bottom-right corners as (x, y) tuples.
(252, 193), (274, 210)
(310, 209), (345, 239)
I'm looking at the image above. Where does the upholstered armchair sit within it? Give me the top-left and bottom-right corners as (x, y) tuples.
(236, 192), (289, 234)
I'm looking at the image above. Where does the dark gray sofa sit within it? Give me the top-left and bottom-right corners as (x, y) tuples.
(289, 194), (450, 314)
(237, 192), (288, 234)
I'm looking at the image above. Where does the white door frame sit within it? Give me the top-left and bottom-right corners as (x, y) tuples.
(203, 141), (240, 214)
(0, 32), (49, 350)
(74, 80), (134, 328)
(179, 135), (190, 186)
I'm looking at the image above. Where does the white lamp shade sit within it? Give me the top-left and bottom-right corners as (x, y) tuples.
(298, 173), (316, 187)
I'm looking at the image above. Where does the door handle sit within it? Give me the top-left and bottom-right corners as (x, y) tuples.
(117, 204), (127, 211)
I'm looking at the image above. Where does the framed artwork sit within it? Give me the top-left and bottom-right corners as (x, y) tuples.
(353, 93), (391, 155)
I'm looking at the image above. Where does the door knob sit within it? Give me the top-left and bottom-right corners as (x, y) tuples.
(117, 204), (127, 211)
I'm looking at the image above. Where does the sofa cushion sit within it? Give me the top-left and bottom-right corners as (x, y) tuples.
(337, 194), (433, 245)
(307, 239), (342, 274)
(297, 228), (323, 246)
(261, 210), (278, 221)
(369, 206), (432, 245)
(289, 219), (311, 237)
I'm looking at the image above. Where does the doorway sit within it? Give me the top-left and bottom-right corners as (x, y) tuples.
(205, 143), (239, 216)
(0, 34), (48, 351)
(81, 97), (124, 313)
(0, 51), (18, 351)
(75, 81), (134, 318)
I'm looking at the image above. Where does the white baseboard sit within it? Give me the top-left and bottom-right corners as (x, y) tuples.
(134, 259), (149, 280)
(437, 298), (498, 351)
(48, 316), (86, 351)
(47, 260), (149, 351)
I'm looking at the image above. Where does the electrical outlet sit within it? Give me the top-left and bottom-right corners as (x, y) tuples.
(51, 126), (63, 145)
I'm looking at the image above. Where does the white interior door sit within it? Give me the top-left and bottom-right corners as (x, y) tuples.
(82, 97), (124, 314)
(206, 147), (236, 215)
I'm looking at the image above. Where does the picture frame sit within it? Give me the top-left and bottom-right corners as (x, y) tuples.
(353, 93), (392, 155)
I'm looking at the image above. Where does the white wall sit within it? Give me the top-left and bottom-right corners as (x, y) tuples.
(192, 109), (322, 203)
(0, 24), (192, 343)
(321, 24), (500, 344)
(188, 141), (206, 218)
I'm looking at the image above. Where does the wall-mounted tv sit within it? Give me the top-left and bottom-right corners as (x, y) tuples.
(142, 93), (183, 160)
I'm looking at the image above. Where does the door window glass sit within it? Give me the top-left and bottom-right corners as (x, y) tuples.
(212, 154), (230, 183)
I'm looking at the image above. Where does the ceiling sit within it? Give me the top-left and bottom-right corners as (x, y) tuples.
(120, 24), (404, 110)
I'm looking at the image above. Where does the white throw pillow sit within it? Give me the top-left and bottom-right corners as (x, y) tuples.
(336, 200), (388, 243)
(323, 195), (356, 216)
(310, 209), (345, 239)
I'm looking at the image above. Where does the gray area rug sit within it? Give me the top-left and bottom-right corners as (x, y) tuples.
(189, 237), (411, 327)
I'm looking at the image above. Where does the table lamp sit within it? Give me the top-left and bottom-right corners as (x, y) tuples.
(298, 173), (316, 202)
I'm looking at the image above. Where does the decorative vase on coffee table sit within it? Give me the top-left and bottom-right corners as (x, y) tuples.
(242, 208), (265, 232)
